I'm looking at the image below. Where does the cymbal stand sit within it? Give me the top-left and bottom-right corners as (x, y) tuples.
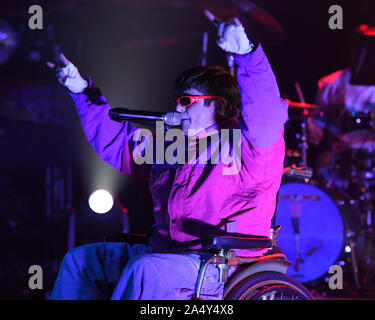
(299, 112), (308, 167)
(347, 236), (361, 290)
(294, 82), (308, 167)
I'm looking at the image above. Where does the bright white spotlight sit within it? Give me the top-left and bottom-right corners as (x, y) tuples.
(88, 189), (114, 214)
(344, 245), (352, 253)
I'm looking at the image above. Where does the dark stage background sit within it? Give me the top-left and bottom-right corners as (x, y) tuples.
(0, 0), (374, 299)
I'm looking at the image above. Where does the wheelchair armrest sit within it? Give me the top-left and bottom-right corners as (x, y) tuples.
(201, 235), (272, 250)
(104, 232), (148, 245)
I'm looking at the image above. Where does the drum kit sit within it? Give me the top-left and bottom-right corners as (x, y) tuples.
(277, 98), (375, 292)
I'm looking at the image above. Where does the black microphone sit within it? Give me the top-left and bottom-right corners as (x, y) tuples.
(109, 108), (182, 126)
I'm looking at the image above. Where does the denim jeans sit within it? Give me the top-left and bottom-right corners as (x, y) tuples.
(49, 242), (225, 300)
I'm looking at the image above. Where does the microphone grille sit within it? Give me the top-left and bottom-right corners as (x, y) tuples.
(164, 112), (182, 126)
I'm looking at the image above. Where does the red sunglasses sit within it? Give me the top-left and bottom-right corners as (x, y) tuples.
(177, 95), (224, 108)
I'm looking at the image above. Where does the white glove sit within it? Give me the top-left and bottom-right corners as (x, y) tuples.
(56, 62), (88, 93)
(204, 10), (254, 55)
(47, 53), (88, 93)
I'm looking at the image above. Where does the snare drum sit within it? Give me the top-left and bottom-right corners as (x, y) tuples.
(275, 181), (363, 284)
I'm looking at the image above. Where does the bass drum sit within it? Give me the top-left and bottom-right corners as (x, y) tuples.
(275, 181), (363, 284)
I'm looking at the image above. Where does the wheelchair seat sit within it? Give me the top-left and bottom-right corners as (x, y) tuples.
(201, 234), (272, 250)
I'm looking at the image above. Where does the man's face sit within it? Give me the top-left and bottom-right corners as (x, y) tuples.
(176, 88), (216, 137)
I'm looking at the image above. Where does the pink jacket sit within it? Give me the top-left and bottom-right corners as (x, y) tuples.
(71, 45), (288, 256)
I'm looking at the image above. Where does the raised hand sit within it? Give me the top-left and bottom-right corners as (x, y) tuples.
(204, 10), (254, 55)
(46, 53), (88, 93)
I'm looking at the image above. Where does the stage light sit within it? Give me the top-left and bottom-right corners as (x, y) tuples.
(88, 189), (114, 214)
(344, 245), (352, 253)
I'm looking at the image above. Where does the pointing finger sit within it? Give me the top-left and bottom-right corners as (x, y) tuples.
(204, 9), (216, 23)
(233, 17), (242, 26)
(59, 53), (71, 67)
(204, 9), (226, 37)
(46, 61), (56, 69)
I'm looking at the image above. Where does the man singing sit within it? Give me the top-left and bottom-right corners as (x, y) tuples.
(48, 11), (288, 300)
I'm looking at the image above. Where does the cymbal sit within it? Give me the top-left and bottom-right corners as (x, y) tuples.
(341, 130), (375, 150)
(284, 99), (319, 109)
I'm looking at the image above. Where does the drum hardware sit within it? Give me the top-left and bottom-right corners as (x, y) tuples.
(284, 99), (321, 167)
(357, 223), (375, 292)
(283, 165), (313, 180)
(286, 99), (320, 167)
(281, 165), (314, 273)
(280, 190), (319, 273)
(305, 241), (323, 257)
(291, 208), (302, 272)
(284, 119), (308, 167)
(279, 194), (320, 201)
(347, 235), (361, 289)
(300, 120), (308, 167)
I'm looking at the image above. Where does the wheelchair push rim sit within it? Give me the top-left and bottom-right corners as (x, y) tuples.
(224, 271), (313, 300)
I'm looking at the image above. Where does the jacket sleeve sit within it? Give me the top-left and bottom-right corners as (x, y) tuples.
(70, 79), (152, 179)
(234, 44), (288, 148)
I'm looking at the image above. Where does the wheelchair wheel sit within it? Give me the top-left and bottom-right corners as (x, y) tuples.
(224, 271), (313, 300)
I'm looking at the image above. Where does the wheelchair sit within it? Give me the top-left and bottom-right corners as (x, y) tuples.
(105, 223), (313, 300)
(105, 166), (314, 300)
